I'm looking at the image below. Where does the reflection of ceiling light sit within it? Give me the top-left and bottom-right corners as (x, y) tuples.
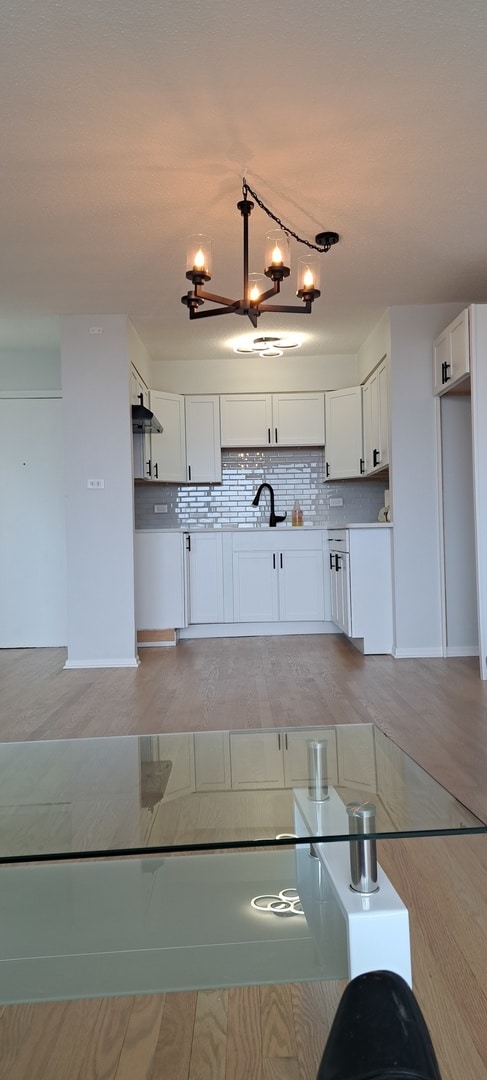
(250, 889), (304, 917)
(233, 334), (302, 358)
(181, 177), (339, 328)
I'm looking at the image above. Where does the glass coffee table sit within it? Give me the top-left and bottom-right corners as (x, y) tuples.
(0, 724), (484, 1004)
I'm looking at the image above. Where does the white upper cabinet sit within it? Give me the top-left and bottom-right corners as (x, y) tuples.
(220, 393), (325, 447)
(219, 393), (274, 447)
(324, 387), (364, 480)
(150, 390), (186, 482)
(184, 395), (222, 483)
(433, 309), (469, 395)
(362, 358), (389, 474)
(271, 392), (325, 446)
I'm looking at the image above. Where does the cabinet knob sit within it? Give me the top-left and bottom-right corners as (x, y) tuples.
(373, 449), (380, 467)
(146, 459), (152, 477)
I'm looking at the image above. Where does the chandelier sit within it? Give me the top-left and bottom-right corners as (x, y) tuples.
(181, 178), (339, 329)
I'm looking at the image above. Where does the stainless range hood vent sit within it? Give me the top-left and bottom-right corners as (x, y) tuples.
(132, 403), (163, 435)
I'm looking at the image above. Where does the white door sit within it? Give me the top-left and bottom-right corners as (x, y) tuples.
(325, 387), (363, 479)
(0, 397), (67, 646)
(232, 549), (279, 621)
(188, 532), (224, 623)
(278, 548), (325, 620)
(272, 392), (325, 446)
(185, 395), (221, 483)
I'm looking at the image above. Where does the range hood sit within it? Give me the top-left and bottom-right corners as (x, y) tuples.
(132, 403), (163, 435)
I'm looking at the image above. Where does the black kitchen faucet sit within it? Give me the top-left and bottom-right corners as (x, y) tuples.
(251, 483), (287, 527)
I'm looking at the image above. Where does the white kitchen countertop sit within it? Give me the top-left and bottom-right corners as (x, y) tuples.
(135, 522), (392, 533)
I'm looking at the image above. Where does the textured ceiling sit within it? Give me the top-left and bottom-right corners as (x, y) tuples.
(1, 1), (487, 361)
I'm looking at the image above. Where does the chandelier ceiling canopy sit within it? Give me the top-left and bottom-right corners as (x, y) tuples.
(181, 178), (339, 329)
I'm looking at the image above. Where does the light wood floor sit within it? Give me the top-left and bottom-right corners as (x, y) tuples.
(0, 635), (486, 1079)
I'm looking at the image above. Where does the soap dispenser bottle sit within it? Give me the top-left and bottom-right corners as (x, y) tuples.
(292, 499), (303, 526)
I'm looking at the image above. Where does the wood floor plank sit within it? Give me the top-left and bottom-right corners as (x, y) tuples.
(150, 991), (197, 1080)
(188, 990), (228, 1080)
(112, 995), (165, 1080)
(225, 986), (262, 1080)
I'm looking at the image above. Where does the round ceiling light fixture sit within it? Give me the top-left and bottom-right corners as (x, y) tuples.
(233, 333), (302, 358)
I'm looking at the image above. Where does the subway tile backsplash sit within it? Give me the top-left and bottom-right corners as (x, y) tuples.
(135, 449), (386, 529)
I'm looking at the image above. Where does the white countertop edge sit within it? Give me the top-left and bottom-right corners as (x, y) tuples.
(135, 522), (393, 533)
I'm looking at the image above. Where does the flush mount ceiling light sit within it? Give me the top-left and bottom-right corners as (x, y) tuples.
(181, 177), (339, 329)
(233, 334), (302, 358)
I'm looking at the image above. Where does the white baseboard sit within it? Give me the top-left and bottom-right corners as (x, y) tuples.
(393, 646), (444, 659)
(179, 621), (337, 640)
(445, 645), (479, 657)
(63, 657), (140, 669)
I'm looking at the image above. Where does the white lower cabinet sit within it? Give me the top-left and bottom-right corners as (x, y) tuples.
(187, 532), (225, 624)
(229, 729), (338, 790)
(134, 531), (187, 633)
(328, 527), (393, 654)
(232, 531), (326, 623)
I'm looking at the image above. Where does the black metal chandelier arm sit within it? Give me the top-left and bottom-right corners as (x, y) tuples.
(242, 178), (338, 253)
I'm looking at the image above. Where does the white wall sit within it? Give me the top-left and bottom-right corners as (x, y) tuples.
(0, 397), (67, 646)
(127, 321), (152, 387)
(151, 354), (359, 394)
(440, 394), (477, 653)
(389, 304), (465, 657)
(0, 347), (61, 392)
(61, 316), (137, 667)
(470, 304), (487, 679)
(358, 312), (390, 382)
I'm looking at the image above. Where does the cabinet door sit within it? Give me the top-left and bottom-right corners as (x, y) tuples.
(278, 548), (325, 621)
(272, 392), (325, 446)
(131, 367), (152, 480)
(283, 728), (339, 787)
(232, 549), (279, 621)
(150, 391), (186, 482)
(188, 532), (224, 623)
(229, 732), (284, 788)
(450, 309), (469, 384)
(194, 732), (231, 791)
(362, 360), (388, 473)
(134, 532), (186, 630)
(330, 549), (351, 636)
(185, 395), (222, 483)
(377, 360), (389, 467)
(433, 309), (469, 395)
(325, 387), (363, 479)
(220, 394), (273, 447)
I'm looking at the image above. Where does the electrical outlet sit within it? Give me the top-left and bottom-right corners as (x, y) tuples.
(87, 478), (105, 489)
(329, 497), (343, 507)
(154, 504), (168, 513)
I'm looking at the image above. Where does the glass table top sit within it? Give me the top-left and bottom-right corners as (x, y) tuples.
(0, 723), (484, 864)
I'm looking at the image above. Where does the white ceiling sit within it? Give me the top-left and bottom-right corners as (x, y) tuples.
(1, 0), (487, 362)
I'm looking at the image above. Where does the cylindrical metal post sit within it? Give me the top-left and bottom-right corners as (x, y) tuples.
(307, 740), (328, 801)
(347, 802), (379, 894)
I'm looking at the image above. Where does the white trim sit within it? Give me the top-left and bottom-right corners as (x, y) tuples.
(0, 389), (62, 399)
(393, 646), (444, 659)
(63, 657), (140, 669)
(445, 645), (479, 657)
(179, 621), (336, 640)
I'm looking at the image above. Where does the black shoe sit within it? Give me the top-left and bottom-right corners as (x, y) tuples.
(317, 970), (442, 1080)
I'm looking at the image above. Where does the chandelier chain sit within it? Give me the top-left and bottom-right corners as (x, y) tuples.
(242, 177), (330, 253)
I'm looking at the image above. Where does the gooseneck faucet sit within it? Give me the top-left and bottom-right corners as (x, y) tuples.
(251, 483), (287, 527)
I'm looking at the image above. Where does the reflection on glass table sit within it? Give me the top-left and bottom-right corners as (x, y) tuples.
(0, 724), (485, 1005)
(0, 724), (484, 863)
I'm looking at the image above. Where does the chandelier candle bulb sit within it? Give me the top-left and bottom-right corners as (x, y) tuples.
(265, 229), (290, 280)
(297, 255), (321, 298)
(186, 234), (212, 283)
